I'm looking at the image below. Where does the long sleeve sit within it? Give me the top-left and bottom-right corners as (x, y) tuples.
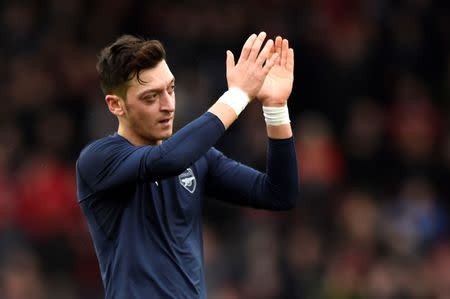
(76, 112), (224, 194)
(205, 137), (299, 210)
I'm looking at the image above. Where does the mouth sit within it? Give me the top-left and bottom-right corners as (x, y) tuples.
(158, 117), (173, 126)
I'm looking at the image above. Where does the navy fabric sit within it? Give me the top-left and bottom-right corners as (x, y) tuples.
(76, 112), (298, 299)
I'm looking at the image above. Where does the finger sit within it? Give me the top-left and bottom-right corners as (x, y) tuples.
(256, 39), (274, 66)
(275, 36), (282, 65)
(238, 33), (257, 63)
(266, 43), (279, 68)
(262, 52), (279, 74)
(226, 50), (235, 77)
(248, 31), (267, 62)
(270, 39), (276, 55)
(274, 50), (282, 65)
(286, 48), (294, 72)
(281, 39), (289, 67)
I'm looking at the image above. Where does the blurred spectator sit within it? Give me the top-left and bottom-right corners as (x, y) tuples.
(363, 258), (430, 299)
(319, 246), (366, 299)
(426, 242), (450, 298)
(0, 244), (47, 299)
(388, 76), (441, 160)
(363, 259), (405, 299)
(0, 122), (22, 231)
(240, 224), (282, 299)
(343, 97), (387, 189)
(296, 112), (345, 187)
(282, 224), (323, 299)
(14, 155), (80, 241)
(381, 176), (447, 258)
(335, 188), (380, 250)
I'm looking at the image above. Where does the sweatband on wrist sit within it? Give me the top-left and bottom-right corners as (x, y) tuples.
(263, 105), (291, 126)
(217, 87), (250, 116)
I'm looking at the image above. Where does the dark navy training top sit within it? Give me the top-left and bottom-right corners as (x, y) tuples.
(76, 112), (298, 299)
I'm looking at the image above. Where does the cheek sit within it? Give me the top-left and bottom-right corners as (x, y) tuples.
(128, 105), (156, 126)
(136, 103), (154, 117)
(138, 108), (154, 121)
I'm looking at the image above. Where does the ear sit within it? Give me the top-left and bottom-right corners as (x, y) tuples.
(105, 94), (125, 116)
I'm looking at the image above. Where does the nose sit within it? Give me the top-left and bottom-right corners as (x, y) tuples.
(160, 91), (175, 112)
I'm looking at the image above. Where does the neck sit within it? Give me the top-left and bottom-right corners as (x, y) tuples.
(117, 124), (160, 146)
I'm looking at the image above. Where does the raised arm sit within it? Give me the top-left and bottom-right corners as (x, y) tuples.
(205, 36), (299, 210)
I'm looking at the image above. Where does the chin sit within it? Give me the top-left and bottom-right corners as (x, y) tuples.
(162, 131), (173, 140)
(157, 129), (173, 140)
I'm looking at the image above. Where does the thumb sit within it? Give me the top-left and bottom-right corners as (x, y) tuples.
(226, 50), (235, 75)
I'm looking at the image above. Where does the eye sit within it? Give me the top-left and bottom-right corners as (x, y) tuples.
(167, 84), (175, 94)
(143, 93), (158, 102)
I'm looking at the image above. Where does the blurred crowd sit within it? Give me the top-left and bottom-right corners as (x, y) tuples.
(0, 0), (449, 298)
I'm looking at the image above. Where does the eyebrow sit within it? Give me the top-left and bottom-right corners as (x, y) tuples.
(137, 78), (175, 99)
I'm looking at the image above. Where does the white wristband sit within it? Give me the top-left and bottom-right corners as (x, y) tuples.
(262, 105), (290, 126)
(217, 87), (250, 116)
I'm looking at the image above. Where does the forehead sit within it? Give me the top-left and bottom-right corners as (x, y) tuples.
(128, 60), (174, 92)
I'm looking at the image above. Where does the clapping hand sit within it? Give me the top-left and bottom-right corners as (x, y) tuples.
(256, 36), (294, 107)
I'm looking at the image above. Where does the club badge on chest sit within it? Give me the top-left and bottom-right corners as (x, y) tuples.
(178, 168), (196, 194)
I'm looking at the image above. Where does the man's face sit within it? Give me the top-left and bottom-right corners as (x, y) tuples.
(122, 60), (175, 145)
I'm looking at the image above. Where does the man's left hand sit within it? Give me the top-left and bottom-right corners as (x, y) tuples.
(256, 36), (294, 107)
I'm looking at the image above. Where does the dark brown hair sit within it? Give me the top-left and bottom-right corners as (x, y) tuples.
(96, 34), (166, 97)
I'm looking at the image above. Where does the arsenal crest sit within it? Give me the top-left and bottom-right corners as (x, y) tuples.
(178, 168), (196, 194)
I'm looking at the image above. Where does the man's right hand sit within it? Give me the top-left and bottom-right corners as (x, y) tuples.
(225, 32), (278, 100)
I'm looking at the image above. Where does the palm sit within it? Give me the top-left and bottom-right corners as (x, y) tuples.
(257, 37), (294, 105)
(258, 64), (293, 104)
